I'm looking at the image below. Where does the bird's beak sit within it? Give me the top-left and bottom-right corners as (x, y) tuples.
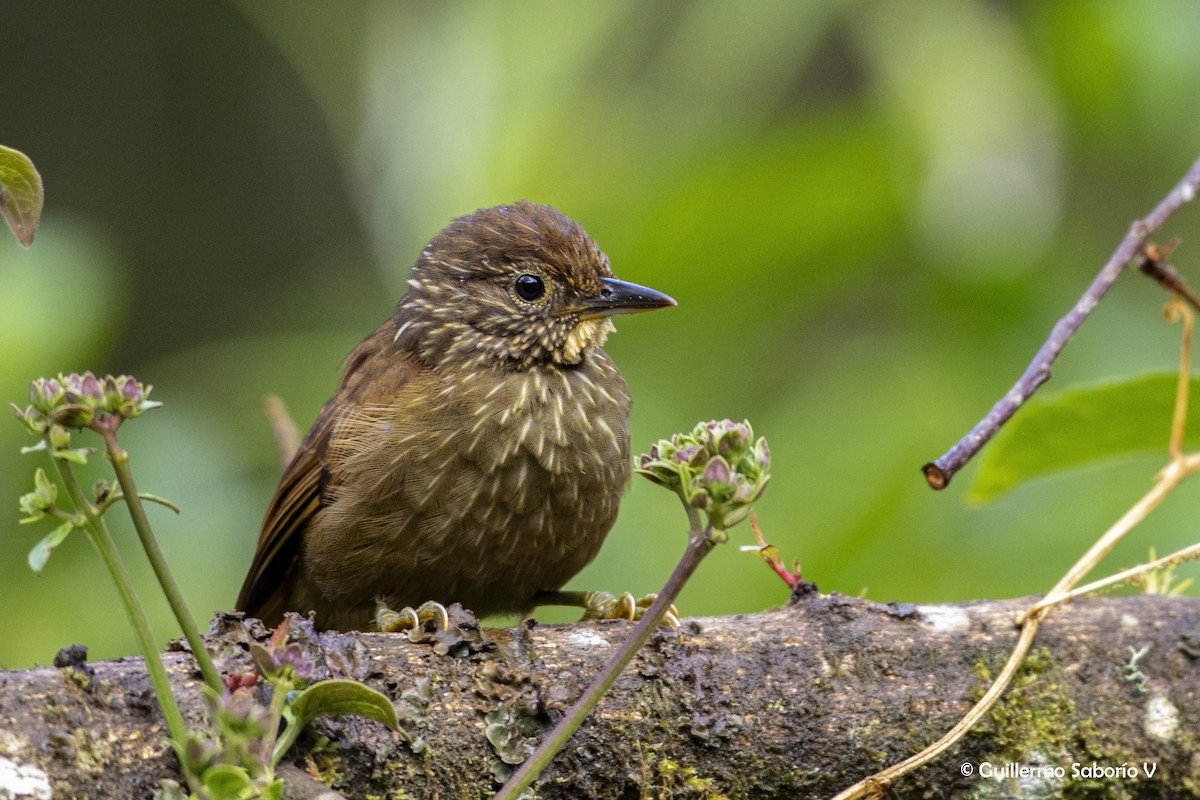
(575, 276), (676, 320)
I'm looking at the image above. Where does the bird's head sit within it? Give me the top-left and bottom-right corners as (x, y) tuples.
(393, 201), (675, 371)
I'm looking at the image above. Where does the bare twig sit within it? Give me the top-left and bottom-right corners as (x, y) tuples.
(923, 155), (1200, 489)
(263, 394), (300, 468)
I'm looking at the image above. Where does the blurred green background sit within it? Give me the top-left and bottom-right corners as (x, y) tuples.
(2, 1), (1199, 670)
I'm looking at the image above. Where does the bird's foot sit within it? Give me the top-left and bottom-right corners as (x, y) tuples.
(583, 591), (680, 627)
(375, 599), (450, 642)
(539, 590), (679, 628)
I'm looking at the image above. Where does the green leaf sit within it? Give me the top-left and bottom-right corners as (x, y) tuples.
(271, 678), (396, 765)
(968, 373), (1197, 503)
(200, 764), (253, 799)
(28, 520), (74, 573)
(289, 678), (398, 730)
(0, 144), (44, 247)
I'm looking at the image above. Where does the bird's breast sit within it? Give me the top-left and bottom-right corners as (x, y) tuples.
(461, 357), (630, 478)
(309, 351), (634, 615)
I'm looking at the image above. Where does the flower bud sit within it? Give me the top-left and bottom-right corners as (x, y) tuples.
(30, 378), (64, 414)
(715, 421), (750, 458)
(11, 403), (47, 435)
(701, 455), (733, 488)
(214, 689), (272, 740)
(637, 418), (771, 535)
(181, 735), (219, 776)
(77, 372), (103, 403)
(273, 643), (315, 681)
(754, 439), (771, 470)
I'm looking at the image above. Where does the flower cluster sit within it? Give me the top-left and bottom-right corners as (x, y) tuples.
(250, 641), (315, 685)
(12, 372), (159, 434)
(173, 689), (280, 799)
(636, 419), (770, 534)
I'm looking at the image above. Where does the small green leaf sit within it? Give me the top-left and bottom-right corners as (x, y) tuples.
(288, 679), (398, 731)
(271, 678), (397, 766)
(28, 520), (74, 573)
(968, 373), (1200, 503)
(200, 763), (253, 798)
(52, 446), (91, 465)
(34, 466), (57, 504)
(0, 144), (44, 248)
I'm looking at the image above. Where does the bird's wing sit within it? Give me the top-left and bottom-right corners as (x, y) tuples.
(234, 428), (326, 624)
(234, 320), (421, 625)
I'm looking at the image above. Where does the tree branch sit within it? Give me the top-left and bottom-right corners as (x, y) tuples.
(1, 594), (1196, 798)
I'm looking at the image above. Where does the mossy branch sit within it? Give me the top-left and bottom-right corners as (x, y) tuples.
(1, 597), (1195, 798)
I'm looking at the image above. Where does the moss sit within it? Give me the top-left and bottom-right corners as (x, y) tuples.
(973, 648), (1078, 757)
(69, 728), (112, 776)
(652, 757), (730, 800)
(303, 736), (347, 790)
(59, 666), (91, 692)
(965, 647), (1194, 798)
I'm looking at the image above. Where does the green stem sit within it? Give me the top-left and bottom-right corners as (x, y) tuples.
(267, 677), (300, 767)
(494, 523), (718, 800)
(683, 498), (703, 537)
(97, 423), (223, 693)
(53, 456), (190, 745)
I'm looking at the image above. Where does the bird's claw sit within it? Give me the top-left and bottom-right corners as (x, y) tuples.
(580, 591), (680, 628)
(375, 599), (449, 641)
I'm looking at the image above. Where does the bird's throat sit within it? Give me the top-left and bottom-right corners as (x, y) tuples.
(562, 317), (615, 364)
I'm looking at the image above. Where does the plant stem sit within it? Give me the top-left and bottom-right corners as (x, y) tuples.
(494, 525), (718, 800)
(97, 423), (223, 693)
(53, 456), (189, 745)
(1054, 539), (1200, 602)
(266, 676), (296, 767)
(1033, 451), (1200, 613)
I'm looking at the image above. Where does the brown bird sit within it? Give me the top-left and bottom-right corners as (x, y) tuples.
(236, 201), (675, 631)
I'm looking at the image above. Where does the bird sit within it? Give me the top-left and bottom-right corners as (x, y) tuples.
(235, 201), (675, 631)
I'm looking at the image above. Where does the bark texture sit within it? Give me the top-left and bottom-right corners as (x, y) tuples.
(1, 592), (1198, 799)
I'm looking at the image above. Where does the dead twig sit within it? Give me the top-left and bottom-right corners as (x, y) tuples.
(262, 394), (300, 468)
(923, 155), (1200, 490)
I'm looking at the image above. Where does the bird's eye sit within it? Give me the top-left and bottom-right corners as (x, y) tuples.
(513, 273), (546, 303)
